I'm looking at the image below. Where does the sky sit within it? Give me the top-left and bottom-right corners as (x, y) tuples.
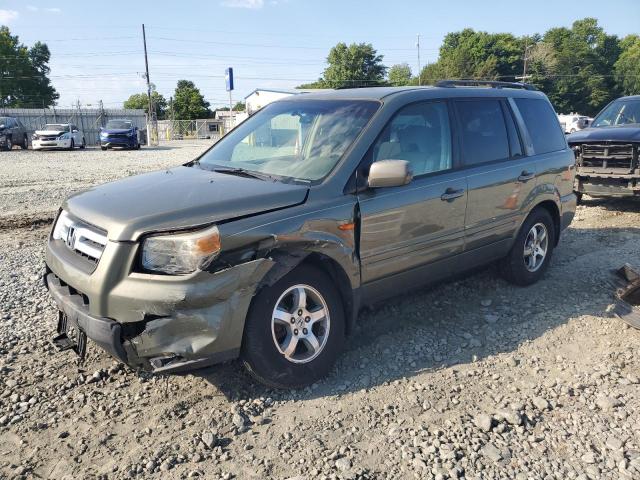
(1, 0), (639, 110)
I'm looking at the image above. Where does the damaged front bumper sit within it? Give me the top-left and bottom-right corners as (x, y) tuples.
(45, 239), (274, 372)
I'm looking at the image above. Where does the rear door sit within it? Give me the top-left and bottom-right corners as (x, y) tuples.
(358, 100), (468, 285)
(454, 98), (537, 253)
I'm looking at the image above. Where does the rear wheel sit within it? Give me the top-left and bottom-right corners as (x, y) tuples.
(242, 264), (345, 388)
(500, 208), (555, 286)
(21, 134), (28, 149)
(68, 139), (75, 150)
(80, 137), (86, 149)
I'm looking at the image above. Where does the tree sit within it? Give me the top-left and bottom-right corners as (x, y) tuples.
(388, 63), (413, 86)
(123, 91), (167, 119)
(172, 80), (211, 119)
(614, 35), (640, 96)
(0, 26), (58, 107)
(299, 42), (387, 89)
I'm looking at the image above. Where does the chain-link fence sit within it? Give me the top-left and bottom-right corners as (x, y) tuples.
(1, 107), (147, 146)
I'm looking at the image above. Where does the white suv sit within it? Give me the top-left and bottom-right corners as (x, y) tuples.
(32, 124), (86, 150)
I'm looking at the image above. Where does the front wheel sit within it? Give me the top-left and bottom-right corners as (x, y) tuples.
(241, 265), (345, 388)
(500, 208), (555, 286)
(68, 139), (75, 150)
(80, 138), (86, 149)
(21, 134), (28, 149)
(5, 137), (12, 151)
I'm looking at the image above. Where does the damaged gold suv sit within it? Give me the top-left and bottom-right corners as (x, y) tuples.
(45, 82), (576, 388)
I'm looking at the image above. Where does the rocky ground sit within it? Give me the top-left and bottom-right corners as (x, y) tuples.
(1, 145), (639, 480)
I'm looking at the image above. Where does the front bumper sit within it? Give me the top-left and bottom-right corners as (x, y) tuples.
(576, 173), (640, 197)
(45, 238), (274, 372)
(33, 139), (71, 150)
(100, 137), (136, 148)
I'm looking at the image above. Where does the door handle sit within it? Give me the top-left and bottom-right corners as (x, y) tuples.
(518, 171), (535, 182)
(440, 188), (465, 201)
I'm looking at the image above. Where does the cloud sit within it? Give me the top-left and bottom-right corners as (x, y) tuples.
(0, 9), (19, 23)
(27, 5), (39, 12)
(45, 7), (62, 13)
(221, 0), (264, 8)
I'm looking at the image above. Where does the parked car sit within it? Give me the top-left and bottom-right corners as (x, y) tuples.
(0, 116), (29, 150)
(568, 95), (640, 200)
(558, 113), (591, 133)
(32, 123), (86, 150)
(44, 81), (576, 387)
(99, 119), (141, 150)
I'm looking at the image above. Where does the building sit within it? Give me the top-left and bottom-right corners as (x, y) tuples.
(244, 88), (332, 114)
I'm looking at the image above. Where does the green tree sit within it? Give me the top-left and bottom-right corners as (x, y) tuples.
(0, 26), (58, 107)
(614, 35), (640, 96)
(530, 18), (621, 115)
(299, 42), (387, 89)
(172, 80), (210, 119)
(123, 91), (167, 119)
(388, 63), (413, 86)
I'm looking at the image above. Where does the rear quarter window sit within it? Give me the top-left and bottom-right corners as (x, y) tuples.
(514, 98), (566, 155)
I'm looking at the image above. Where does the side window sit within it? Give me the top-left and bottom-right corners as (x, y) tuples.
(372, 101), (452, 177)
(7, 118), (15, 128)
(514, 98), (566, 155)
(455, 99), (510, 166)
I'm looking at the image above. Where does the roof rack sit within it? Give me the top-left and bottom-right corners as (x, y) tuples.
(436, 80), (538, 91)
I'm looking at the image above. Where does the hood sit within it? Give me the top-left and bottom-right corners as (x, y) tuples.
(64, 166), (309, 241)
(102, 128), (135, 134)
(567, 125), (640, 144)
(36, 129), (66, 136)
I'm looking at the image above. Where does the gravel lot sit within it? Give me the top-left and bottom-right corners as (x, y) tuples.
(1, 145), (640, 480)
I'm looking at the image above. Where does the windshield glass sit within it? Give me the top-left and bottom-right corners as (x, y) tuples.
(0, 117), (8, 126)
(592, 100), (640, 127)
(106, 120), (133, 129)
(44, 124), (69, 132)
(197, 99), (380, 182)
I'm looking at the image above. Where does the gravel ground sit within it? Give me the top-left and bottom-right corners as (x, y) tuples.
(0, 141), (211, 228)
(1, 147), (640, 480)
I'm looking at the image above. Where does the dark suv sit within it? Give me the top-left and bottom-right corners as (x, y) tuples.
(568, 95), (640, 200)
(44, 81), (576, 387)
(0, 116), (29, 150)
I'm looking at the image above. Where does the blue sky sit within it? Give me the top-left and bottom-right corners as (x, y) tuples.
(2, 0), (639, 109)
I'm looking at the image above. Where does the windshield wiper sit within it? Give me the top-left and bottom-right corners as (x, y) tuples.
(212, 166), (274, 181)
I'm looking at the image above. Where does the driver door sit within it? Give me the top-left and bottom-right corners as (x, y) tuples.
(357, 101), (468, 287)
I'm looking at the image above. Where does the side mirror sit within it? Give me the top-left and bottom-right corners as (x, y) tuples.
(368, 160), (413, 188)
(72, 129), (79, 133)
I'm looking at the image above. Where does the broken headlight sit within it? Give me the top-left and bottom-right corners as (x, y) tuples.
(141, 225), (221, 275)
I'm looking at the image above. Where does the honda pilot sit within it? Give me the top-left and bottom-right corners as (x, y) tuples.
(45, 81), (576, 388)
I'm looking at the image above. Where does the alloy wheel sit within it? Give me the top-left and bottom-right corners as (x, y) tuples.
(271, 284), (330, 364)
(523, 222), (549, 272)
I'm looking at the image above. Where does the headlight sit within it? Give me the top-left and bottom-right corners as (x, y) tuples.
(32, 133), (40, 140)
(52, 210), (73, 241)
(100, 132), (107, 138)
(141, 225), (221, 275)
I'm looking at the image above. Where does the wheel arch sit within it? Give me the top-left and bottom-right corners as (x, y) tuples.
(531, 200), (561, 246)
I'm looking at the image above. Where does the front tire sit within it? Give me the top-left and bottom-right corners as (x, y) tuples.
(241, 264), (345, 388)
(5, 137), (12, 151)
(80, 138), (86, 149)
(21, 134), (28, 149)
(500, 208), (555, 286)
(68, 139), (75, 150)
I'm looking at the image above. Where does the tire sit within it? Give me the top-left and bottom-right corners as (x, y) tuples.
(575, 192), (583, 205)
(499, 207), (555, 286)
(136, 142), (141, 150)
(80, 138), (86, 149)
(241, 264), (345, 388)
(5, 137), (12, 151)
(101, 146), (108, 151)
(68, 139), (75, 150)
(21, 134), (28, 149)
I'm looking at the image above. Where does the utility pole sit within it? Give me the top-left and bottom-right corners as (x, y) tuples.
(517, 41), (533, 82)
(416, 34), (422, 86)
(142, 24), (154, 145)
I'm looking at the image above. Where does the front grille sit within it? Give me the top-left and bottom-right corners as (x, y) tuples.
(579, 143), (637, 172)
(106, 133), (129, 139)
(54, 212), (108, 264)
(41, 135), (58, 141)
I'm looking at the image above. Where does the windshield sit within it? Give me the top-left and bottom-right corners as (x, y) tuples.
(197, 99), (380, 182)
(106, 120), (133, 129)
(0, 117), (8, 126)
(44, 124), (69, 132)
(592, 100), (640, 127)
